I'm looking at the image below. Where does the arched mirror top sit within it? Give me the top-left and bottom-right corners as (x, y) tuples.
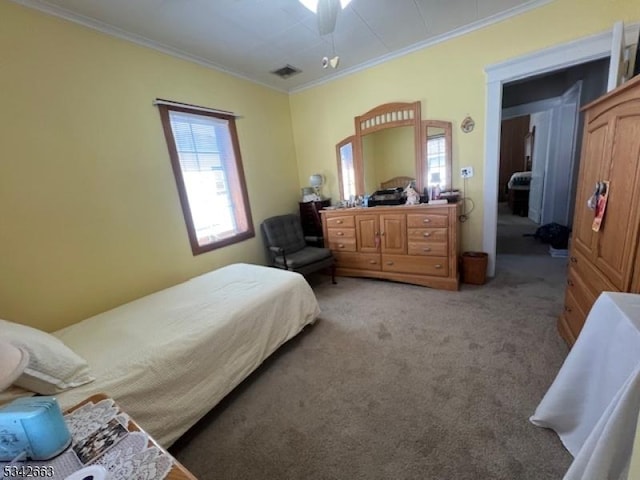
(353, 101), (423, 196)
(355, 101), (422, 137)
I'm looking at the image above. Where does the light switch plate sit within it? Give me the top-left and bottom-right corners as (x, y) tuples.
(461, 166), (474, 178)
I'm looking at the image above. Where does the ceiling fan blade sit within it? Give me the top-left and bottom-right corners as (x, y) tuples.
(317, 0), (340, 35)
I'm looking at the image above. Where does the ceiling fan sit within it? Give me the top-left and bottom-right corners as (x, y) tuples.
(299, 0), (352, 36)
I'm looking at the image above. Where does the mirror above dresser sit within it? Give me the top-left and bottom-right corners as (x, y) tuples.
(335, 100), (453, 200)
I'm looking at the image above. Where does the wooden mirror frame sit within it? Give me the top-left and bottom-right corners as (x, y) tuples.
(336, 135), (356, 200)
(422, 120), (453, 190)
(352, 101), (423, 195)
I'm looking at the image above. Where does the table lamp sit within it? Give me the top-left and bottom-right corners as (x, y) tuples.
(0, 339), (29, 391)
(309, 174), (324, 199)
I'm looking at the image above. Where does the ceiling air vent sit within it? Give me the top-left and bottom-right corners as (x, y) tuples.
(271, 64), (302, 79)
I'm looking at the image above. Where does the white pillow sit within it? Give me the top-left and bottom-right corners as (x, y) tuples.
(0, 319), (95, 394)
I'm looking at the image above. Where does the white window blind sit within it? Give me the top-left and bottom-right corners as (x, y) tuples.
(168, 111), (236, 244)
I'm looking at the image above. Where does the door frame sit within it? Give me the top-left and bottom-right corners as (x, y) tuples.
(482, 23), (640, 277)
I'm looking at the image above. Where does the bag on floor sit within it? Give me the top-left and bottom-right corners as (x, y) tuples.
(531, 222), (571, 249)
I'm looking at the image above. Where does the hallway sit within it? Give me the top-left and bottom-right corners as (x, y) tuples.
(496, 202), (548, 255)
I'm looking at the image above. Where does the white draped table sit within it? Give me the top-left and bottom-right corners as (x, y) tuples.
(531, 292), (640, 480)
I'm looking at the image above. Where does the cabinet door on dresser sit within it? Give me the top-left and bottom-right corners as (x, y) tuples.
(591, 105), (640, 290)
(380, 214), (407, 254)
(355, 215), (380, 253)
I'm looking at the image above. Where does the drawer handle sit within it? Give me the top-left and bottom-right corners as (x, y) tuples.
(423, 247), (431, 252)
(369, 260), (377, 264)
(336, 231), (344, 236)
(336, 220), (343, 224)
(423, 233), (431, 237)
(434, 264), (443, 269)
(570, 256), (578, 264)
(423, 219), (431, 223)
(338, 244), (345, 248)
(386, 261), (394, 266)
(564, 305), (572, 313)
(567, 279), (575, 287)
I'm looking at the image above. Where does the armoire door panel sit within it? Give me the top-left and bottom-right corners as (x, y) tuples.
(355, 215), (379, 253)
(593, 111), (640, 289)
(571, 120), (610, 259)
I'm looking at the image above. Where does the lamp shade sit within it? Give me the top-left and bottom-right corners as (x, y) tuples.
(0, 340), (29, 391)
(309, 174), (324, 188)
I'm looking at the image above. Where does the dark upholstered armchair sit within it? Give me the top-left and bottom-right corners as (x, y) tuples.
(261, 214), (336, 284)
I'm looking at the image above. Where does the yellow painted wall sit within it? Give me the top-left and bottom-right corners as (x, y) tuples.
(290, 0), (640, 252)
(0, 1), (299, 332)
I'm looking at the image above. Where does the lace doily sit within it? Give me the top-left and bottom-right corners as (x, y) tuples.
(64, 399), (173, 480)
(94, 432), (173, 480)
(0, 398), (174, 480)
(65, 398), (120, 443)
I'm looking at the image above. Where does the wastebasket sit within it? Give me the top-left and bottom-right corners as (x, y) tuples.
(461, 251), (488, 285)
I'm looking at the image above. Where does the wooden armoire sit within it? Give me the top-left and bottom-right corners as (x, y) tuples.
(559, 75), (640, 346)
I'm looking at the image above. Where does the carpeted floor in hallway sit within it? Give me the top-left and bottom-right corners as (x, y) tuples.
(170, 254), (572, 480)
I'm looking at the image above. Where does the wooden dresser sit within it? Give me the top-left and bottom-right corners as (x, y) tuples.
(559, 75), (640, 346)
(320, 203), (461, 290)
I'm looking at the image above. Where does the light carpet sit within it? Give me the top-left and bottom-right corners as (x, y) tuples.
(170, 255), (572, 479)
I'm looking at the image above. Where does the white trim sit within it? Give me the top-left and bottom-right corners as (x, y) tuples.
(11, 0), (555, 95)
(483, 22), (640, 277)
(11, 0), (554, 95)
(607, 21), (625, 91)
(8, 0), (288, 94)
(292, 0), (555, 93)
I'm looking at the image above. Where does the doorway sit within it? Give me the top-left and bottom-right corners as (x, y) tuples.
(482, 24), (639, 276)
(495, 61), (608, 257)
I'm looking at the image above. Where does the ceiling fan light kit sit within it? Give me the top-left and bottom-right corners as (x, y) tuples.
(322, 55), (340, 69)
(299, 0), (352, 14)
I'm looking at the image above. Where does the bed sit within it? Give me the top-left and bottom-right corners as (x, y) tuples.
(507, 171), (532, 216)
(1, 263), (320, 447)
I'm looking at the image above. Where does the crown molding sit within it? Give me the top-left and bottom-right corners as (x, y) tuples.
(289, 0), (554, 93)
(8, 0), (288, 94)
(485, 22), (640, 84)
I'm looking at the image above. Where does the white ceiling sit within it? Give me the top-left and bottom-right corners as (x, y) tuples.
(14, 0), (550, 92)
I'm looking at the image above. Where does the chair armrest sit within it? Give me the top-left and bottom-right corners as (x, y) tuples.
(268, 245), (288, 269)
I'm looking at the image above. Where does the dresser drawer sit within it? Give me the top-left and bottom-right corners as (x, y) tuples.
(569, 250), (617, 298)
(407, 242), (448, 256)
(334, 252), (381, 271)
(407, 228), (447, 243)
(407, 213), (448, 228)
(327, 228), (356, 241)
(566, 267), (597, 315)
(382, 254), (449, 277)
(328, 238), (356, 252)
(325, 215), (355, 228)
(562, 288), (588, 340)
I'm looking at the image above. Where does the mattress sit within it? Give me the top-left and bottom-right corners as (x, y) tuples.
(2, 263), (320, 447)
(507, 171), (532, 190)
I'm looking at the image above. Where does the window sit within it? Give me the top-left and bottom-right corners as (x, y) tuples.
(158, 102), (254, 255)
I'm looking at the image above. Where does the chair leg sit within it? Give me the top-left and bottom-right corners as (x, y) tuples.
(331, 263), (337, 284)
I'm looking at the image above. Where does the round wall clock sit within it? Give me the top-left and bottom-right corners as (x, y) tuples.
(461, 116), (475, 133)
